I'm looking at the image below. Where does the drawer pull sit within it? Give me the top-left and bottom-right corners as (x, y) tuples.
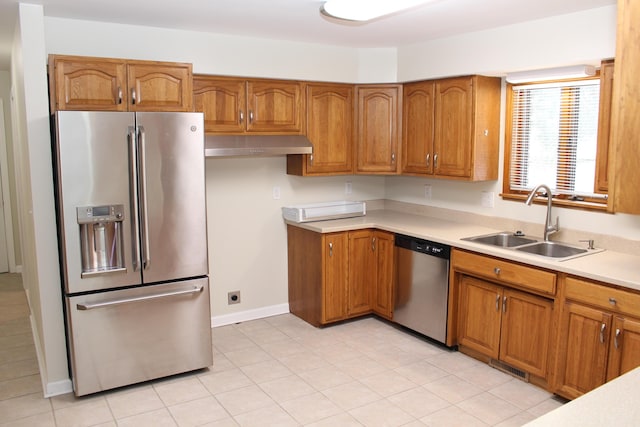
(609, 297), (617, 306)
(502, 296), (507, 313)
(77, 285), (204, 310)
(329, 242), (333, 257)
(495, 294), (500, 311)
(615, 328), (621, 349)
(600, 323), (606, 344)
(494, 267), (501, 275)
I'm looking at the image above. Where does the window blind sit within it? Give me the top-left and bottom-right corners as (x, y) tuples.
(509, 80), (600, 197)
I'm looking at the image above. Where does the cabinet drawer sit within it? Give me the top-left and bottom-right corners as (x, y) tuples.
(452, 249), (556, 295)
(565, 276), (640, 318)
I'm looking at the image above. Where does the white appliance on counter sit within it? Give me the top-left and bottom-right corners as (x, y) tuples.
(53, 111), (212, 396)
(282, 200), (366, 223)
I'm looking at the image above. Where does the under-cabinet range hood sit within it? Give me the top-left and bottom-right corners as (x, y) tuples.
(205, 135), (313, 157)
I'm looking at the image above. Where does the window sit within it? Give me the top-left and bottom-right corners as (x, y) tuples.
(503, 76), (608, 208)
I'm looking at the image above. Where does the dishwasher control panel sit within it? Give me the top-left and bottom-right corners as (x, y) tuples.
(395, 234), (451, 260)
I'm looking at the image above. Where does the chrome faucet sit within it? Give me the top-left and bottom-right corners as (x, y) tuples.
(525, 184), (559, 241)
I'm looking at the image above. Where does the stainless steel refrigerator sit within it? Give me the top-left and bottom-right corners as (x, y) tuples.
(53, 111), (213, 396)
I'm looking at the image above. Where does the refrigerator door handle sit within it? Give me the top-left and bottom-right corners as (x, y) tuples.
(137, 126), (151, 270)
(76, 285), (204, 310)
(128, 126), (142, 272)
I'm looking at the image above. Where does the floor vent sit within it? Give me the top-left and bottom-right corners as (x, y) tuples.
(489, 359), (530, 382)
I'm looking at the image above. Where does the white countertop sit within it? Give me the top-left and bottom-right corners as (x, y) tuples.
(287, 209), (640, 291)
(524, 367), (640, 426)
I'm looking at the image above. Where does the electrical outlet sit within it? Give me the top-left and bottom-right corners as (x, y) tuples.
(272, 186), (281, 200)
(424, 184), (432, 200)
(228, 291), (241, 305)
(345, 181), (352, 194)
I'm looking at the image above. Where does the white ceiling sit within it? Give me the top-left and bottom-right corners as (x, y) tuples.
(0, 0), (615, 70)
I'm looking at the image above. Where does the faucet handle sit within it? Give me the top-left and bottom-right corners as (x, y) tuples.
(579, 239), (595, 250)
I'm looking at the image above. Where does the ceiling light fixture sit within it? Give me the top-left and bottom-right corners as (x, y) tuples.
(321, 0), (433, 22)
(505, 65), (596, 84)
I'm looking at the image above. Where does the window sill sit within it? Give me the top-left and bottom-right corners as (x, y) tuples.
(501, 193), (610, 212)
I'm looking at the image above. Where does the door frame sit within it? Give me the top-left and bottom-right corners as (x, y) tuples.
(0, 99), (17, 273)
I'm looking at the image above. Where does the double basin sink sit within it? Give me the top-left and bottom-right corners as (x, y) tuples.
(462, 231), (601, 261)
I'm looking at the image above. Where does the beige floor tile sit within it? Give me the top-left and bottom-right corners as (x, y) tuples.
(258, 374), (315, 403)
(359, 370), (418, 397)
(53, 398), (114, 427)
(276, 351), (330, 373)
(454, 363), (514, 390)
(349, 399), (415, 427)
(198, 368), (253, 395)
(215, 384), (274, 416)
(49, 391), (106, 410)
(322, 381), (382, 411)
(199, 417), (239, 427)
(427, 351), (483, 374)
(116, 407), (178, 427)
(212, 334), (256, 354)
(304, 412), (363, 427)
(488, 379), (553, 410)
(207, 354), (236, 373)
(420, 405), (488, 427)
(0, 374), (42, 400)
(233, 403), (298, 427)
(0, 411), (56, 427)
(240, 327), (290, 346)
(154, 377), (210, 407)
(423, 375), (483, 404)
(106, 386), (164, 419)
(298, 365), (354, 391)
(526, 396), (567, 418)
(0, 392), (52, 423)
(167, 395), (229, 426)
(259, 338), (307, 359)
(494, 411), (537, 427)
(387, 387), (451, 418)
(224, 346), (273, 368)
(332, 356), (387, 379)
(393, 360), (449, 385)
(279, 392), (342, 425)
(239, 359), (292, 383)
(456, 391), (522, 425)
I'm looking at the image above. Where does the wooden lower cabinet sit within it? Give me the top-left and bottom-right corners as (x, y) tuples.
(553, 279), (640, 399)
(458, 275), (553, 378)
(287, 226), (394, 326)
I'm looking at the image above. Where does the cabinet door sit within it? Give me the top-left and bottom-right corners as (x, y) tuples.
(499, 289), (553, 378)
(607, 316), (640, 380)
(304, 83), (354, 174)
(50, 56), (127, 111)
(127, 62), (193, 112)
(458, 276), (502, 359)
(434, 77), (473, 178)
(347, 230), (375, 317)
(402, 81), (435, 175)
(322, 233), (348, 323)
(372, 231), (395, 320)
(356, 85), (401, 174)
(555, 301), (612, 399)
(246, 80), (303, 133)
(594, 59), (614, 193)
(193, 76), (246, 133)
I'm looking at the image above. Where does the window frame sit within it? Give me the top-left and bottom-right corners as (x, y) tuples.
(501, 72), (609, 212)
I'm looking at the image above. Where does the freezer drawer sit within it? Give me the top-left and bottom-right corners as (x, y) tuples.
(66, 278), (212, 396)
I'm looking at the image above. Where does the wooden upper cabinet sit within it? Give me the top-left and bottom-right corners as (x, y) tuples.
(287, 83), (354, 176)
(126, 62), (193, 112)
(356, 85), (402, 174)
(608, 0), (640, 213)
(48, 55), (193, 112)
(595, 59), (614, 194)
(403, 76), (500, 181)
(402, 81), (435, 175)
(193, 75), (303, 134)
(49, 56), (127, 111)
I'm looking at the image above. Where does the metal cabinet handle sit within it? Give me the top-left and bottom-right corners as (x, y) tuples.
(615, 328), (621, 349)
(600, 323), (606, 344)
(494, 267), (501, 275)
(77, 286), (204, 310)
(249, 110), (254, 123)
(372, 237), (376, 252)
(239, 110), (244, 124)
(495, 294), (500, 311)
(433, 154), (438, 168)
(425, 153), (430, 167)
(609, 297), (617, 306)
(309, 154), (314, 165)
(391, 152), (396, 163)
(131, 88), (136, 105)
(329, 242), (333, 257)
(117, 87), (123, 104)
(502, 296), (507, 313)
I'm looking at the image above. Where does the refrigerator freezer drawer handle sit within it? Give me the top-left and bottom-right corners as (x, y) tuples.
(76, 285), (204, 310)
(128, 126), (142, 272)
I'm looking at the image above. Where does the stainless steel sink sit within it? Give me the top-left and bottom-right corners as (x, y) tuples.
(514, 241), (587, 258)
(463, 232), (538, 248)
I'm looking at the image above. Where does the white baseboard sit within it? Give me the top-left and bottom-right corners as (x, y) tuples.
(14, 264), (22, 273)
(212, 303), (290, 327)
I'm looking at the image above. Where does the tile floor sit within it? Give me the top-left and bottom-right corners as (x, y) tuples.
(0, 274), (566, 426)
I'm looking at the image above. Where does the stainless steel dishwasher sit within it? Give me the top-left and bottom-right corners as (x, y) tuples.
(394, 234), (450, 344)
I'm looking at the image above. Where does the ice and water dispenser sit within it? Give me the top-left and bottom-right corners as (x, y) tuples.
(77, 205), (126, 277)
